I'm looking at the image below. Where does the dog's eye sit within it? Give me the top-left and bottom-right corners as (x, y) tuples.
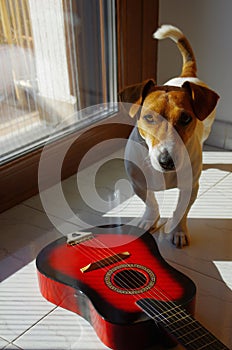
(143, 114), (154, 123)
(179, 113), (192, 126)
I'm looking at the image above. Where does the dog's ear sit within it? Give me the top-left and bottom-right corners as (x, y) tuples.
(118, 79), (155, 118)
(183, 81), (220, 121)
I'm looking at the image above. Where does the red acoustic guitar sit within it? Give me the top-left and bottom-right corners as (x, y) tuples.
(36, 225), (229, 350)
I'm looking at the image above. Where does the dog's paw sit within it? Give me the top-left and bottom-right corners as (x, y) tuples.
(163, 219), (190, 248)
(137, 217), (159, 232)
(171, 230), (190, 248)
(137, 208), (160, 233)
(148, 217), (168, 234)
(137, 214), (160, 233)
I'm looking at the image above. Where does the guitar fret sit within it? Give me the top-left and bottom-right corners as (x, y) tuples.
(171, 318), (198, 332)
(177, 325), (202, 339)
(167, 320), (227, 350)
(164, 312), (192, 325)
(151, 303), (190, 325)
(164, 320), (209, 349)
(185, 332), (216, 346)
(169, 317), (202, 335)
(157, 307), (194, 329)
(197, 339), (222, 350)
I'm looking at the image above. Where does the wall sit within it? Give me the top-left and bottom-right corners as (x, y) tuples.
(157, 0), (232, 149)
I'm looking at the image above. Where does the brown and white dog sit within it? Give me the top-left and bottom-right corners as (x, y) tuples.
(120, 25), (220, 248)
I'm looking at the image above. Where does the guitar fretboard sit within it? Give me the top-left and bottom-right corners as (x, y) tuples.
(136, 299), (229, 350)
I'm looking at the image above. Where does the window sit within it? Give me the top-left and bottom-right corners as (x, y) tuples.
(0, 0), (117, 164)
(0, 0), (158, 212)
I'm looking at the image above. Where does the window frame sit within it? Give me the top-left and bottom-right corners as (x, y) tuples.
(0, 0), (158, 213)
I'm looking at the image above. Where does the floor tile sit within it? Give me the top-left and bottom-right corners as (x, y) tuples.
(0, 337), (9, 349)
(0, 262), (55, 343)
(188, 177), (232, 219)
(197, 168), (230, 196)
(213, 260), (232, 290)
(14, 308), (109, 350)
(155, 217), (232, 281)
(3, 343), (22, 349)
(0, 255), (26, 284)
(0, 204), (83, 281)
(213, 172), (232, 198)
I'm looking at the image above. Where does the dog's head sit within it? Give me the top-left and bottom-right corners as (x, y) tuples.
(119, 79), (219, 172)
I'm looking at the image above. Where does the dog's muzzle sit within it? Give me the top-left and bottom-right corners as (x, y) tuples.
(158, 149), (175, 171)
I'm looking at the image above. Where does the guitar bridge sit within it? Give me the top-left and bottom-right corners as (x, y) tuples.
(80, 252), (131, 273)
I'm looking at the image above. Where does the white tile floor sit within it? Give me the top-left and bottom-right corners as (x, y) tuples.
(0, 147), (231, 350)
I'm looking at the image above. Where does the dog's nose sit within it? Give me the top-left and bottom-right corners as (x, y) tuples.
(158, 149), (175, 170)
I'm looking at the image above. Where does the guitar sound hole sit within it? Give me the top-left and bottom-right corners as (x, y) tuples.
(113, 269), (147, 290)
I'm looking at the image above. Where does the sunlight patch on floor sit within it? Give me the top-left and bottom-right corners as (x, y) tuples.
(104, 151), (232, 220)
(203, 151), (232, 164)
(213, 261), (232, 290)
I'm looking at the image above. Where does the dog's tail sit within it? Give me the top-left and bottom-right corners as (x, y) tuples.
(153, 24), (197, 78)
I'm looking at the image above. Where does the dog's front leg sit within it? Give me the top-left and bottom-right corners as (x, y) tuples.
(125, 158), (160, 232)
(167, 183), (199, 248)
(133, 185), (160, 232)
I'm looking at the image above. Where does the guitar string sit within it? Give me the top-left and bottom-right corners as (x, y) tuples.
(64, 232), (227, 349)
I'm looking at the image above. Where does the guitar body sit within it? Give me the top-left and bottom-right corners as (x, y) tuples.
(36, 225), (196, 350)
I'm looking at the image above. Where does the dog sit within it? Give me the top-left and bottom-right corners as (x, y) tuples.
(119, 24), (220, 248)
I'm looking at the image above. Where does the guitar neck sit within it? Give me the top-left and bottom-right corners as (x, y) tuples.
(136, 299), (229, 350)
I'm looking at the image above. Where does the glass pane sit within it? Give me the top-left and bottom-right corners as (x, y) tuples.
(0, 0), (117, 164)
